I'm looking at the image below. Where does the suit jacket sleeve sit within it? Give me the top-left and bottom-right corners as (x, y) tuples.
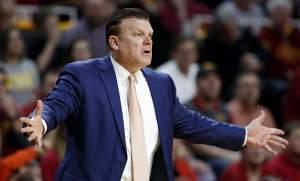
(168, 76), (245, 151)
(41, 63), (81, 133)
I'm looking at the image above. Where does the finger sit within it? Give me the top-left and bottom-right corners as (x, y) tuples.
(27, 133), (37, 142)
(20, 117), (33, 126)
(268, 139), (286, 149)
(269, 128), (285, 136)
(37, 138), (42, 148)
(20, 127), (34, 134)
(256, 110), (266, 124)
(264, 144), (277, 155)
(35, 100), (43, 116)
(271, 135), (289, 146)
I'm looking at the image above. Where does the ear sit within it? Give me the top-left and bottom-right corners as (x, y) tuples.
(108, 35), (119, 51)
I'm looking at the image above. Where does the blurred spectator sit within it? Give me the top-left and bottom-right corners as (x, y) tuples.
(216, 0), (264, 27)
(239, 52), (264, 74)
(0, 28), (40, 108)
(61, 0), (116, 58)
(16, 0), (82, 6)
(0, 0), (17, 31)
(9, 160), (42, 181)
(0, 67), (17, 121)
(238, 53), (284, 126)
(187, 62), (229, 122)
(186, 62), (240, 176)
(200, 8), (265, 95)
(70, 38), (92, 60)
(173, 139), (216, 181)
(260, 0), (300, 80)
(221, 146), (267, 181)
(197, 0), (224, 9)
(0, 66), (29, 157)
(262, 122), (300, 180)
(283, 67), (300, 122)
(24, 10), (63, 73)
(227, 71), (276, 127)
(20, 69), (59, 117)
(40, 128), (65, 181)
(156, 36), (199, 103)
(159, 0), (211, 35)
(0, 146), (39, 181)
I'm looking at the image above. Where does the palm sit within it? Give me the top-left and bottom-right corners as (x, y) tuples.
(246, 111), (288, 154)
(20, 100), (44, 147)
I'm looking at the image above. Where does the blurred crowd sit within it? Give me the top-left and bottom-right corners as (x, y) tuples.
(0, 0), (300, 180)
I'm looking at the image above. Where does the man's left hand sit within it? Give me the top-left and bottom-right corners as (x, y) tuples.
(246, 111), (288, 155)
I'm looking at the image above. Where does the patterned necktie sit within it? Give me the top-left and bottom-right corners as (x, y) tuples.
(128, 74), (149, 181)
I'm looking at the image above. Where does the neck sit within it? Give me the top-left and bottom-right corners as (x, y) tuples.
(111, 53), (141, 74)
(237, 99), (256, 111)
(177, 63), (189, 75)
(235, 1), (249, 11)
(5, 55), (21, 64)
(245, 162), (261, 180)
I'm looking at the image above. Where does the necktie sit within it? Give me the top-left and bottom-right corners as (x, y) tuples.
(128, 74), (149, 181)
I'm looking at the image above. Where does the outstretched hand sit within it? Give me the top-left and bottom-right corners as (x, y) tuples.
(20, 100), (44, 147)
(246, 111), (288, 155)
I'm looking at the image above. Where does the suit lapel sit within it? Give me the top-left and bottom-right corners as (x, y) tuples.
(142, 69), (165, 145)
(97, 56), (126, 153)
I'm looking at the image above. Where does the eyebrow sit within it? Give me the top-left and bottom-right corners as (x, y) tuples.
(134, 27), (154, 34)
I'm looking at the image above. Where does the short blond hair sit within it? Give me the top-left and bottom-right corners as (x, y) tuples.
(267, 0), (293, 14)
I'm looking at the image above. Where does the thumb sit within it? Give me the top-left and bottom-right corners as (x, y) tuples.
(255, 110), (266, 124)
(35, 100), (43, 116)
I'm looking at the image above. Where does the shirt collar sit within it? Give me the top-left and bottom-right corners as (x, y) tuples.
(110, 55), (143, 85)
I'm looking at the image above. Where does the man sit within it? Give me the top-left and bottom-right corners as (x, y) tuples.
(156, 36), (199, 103)
(216, 0), (264, 27)
(227, 71), (276, 128)
(221, 146), (267, 181)
(186, 62), (240, 176)
(61, 0), (116, 58)
(20, 8), (288, 181)
(260, 0), (299, 81)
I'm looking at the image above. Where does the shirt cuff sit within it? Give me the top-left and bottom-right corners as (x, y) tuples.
(242, 127), (248, 146)
(41, 119), (47, 135)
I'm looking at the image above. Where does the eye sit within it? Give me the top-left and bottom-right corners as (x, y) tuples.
(135, 32), (142, 36)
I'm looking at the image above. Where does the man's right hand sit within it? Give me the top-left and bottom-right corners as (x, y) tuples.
(20, 100), (44, 147)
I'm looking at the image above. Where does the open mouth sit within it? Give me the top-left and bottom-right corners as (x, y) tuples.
(143, 50), (151, 54)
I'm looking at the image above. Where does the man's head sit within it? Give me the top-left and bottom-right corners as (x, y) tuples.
(283, 122), (300, 157)
(1, 28), (25, 59)
(106, 8), (153, 73)
(42, 69), (59, 96)
(70, 38), (92, 60)
(267, 0), (293, 27)
(196, 62), (221, 101)
(234, 72), (261, 106)
(0, 0), (16, 17)
(84, 0), (116, 27)
(242, 146), (266, 167)
(172, 36), (198, 74)
(234, 0), (257, 10)
(240, 53), (263, 74)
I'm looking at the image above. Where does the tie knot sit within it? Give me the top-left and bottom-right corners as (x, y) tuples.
(129, 74), (137, 83)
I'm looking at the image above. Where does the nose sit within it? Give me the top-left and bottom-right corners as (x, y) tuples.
(144, 35), (152, 46)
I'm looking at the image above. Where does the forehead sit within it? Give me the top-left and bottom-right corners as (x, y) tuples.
(238, 74), (259, 84)
(119, 18), (153, 33)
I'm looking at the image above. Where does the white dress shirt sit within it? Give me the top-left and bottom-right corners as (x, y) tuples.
(111, 56), (159, 181)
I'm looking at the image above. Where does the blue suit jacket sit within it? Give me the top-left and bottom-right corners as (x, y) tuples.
(41, 56), (245, 180)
